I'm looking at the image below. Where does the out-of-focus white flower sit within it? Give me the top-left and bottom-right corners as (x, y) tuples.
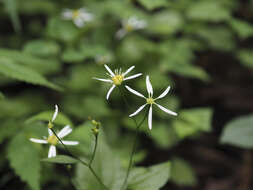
(126, 76), (177, 130)
(62, 8), (93, 28)
(93, 64), (142, 100)
(30, 126), (79, 158)
(116, 16), (147, 39)
(95, 55), (112, 65)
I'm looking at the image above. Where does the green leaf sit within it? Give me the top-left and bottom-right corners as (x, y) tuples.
(128, 161), (171, 190)
(42, 155), (78, 164)
(26, 111), (73, 126)
(3, 0), (21, 33)
(0, 57), (61, 91)
(237, 49), (253, 68)
(173, 108), (213, 138)
(0, 91), (4, 100)
(7, 133), (41, 190)
(220, 114), (253, 148)
(171, 158), (197, 186)
(229, 19), (253, 39)
(137, 0), (168, 10)
(186, 1), (231, 22)
(23, 40), (60, 57)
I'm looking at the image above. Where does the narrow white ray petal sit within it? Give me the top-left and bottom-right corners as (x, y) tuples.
(148, 106), (153, 130)
(52, 105), (58, 122)
(80, 12), (93, 21)
(30, 138), (48, 144)
(57, 125), (72, 138)
(74, 18), (85, 28)
(93, 77), (113, 83)
(125, 85), (145, 98)
(104, 64), (115, 77)
(124, 73), (142, 81)
(106, 85), (116, 100)
(48, 145), (56, 158)
(129, 104), (146, 117)
(156, 86), (171, 100)
(48, 129), (53, 137)
(116, 29), (127, 39)
(62, 10), (73, 19)
(61, 140), (79, 145)
(123, 66), (135, 76)
(146, 75), (153, 96)
(155, 103), (177, 116)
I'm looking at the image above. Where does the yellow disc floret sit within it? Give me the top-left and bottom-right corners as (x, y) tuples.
(125, 24), (133, 32)
(112, 75), (124, 85)
(47, 135), (58, 145)
(146, 97), (155, 105)
(72, 10), (80, 19)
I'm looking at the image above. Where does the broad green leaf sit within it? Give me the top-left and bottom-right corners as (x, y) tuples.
(3, 0), (21, 33)
(23, 40), (60, 57)
(7, 133), (41, 190)
(187, 1), (231, 22)
(0, 57), (61, 91)
(237, 50), (253, 68)
(229, 19), (253, 39)
(18, 0), (56, 14)
(0, 119), (20, 143)
(173, 108), (213, 138)
(0, 91), (4, 100)
(137, 0), (168, 10)
(74, 133), (124, 190)
(171, 158), (197, 186)
(128, 161), (171, 190)
(220, 114), (253, 148)
(26, 111), (73, 126)
(42, 155), (78, 164)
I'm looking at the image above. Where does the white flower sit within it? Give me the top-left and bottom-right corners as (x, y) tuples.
(93, 64), (142, 100)
(62, 8), (93, 28)
(126, 76), (177, 130)
(116, 16), (147, 39)
(30, 126), (79, 158)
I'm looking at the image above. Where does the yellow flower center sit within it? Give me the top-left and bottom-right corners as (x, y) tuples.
(146, 97), (155, 104)
(47, 135), (58, 145)
(112, 75), (124, 85)
(72, 10), (80, 19)
(125, 24), (133, 32)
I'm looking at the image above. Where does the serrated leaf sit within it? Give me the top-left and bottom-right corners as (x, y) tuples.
(42, 155), (78, 164)
(137, 0), (168, 10)
(220, 114), (253, 148)
(128, 161), (171, 190)
(173, 108), (213, 138)
(7, 133), (41, 190)
(171, 158), (197, 186)
(26, 111), (73, 126)
(0, 57), (61, 91)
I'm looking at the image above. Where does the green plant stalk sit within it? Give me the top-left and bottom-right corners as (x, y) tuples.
(50, 129), (109, 190)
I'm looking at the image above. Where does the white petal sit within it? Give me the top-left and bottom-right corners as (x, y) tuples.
(57, 125), (72, 138)
(74, 17), (85, 28)
(106, 85), (116, 100)
(30, 138), (48, 144)
(48, 145), (56, 158)
(148, 106), (153, 130)
(146, 75), (153, 96)
(61, 140), (79, 145)
(93, 77), (113, 83)
(79, 12), (93, 21)
(155, 103), (177, 116)
(116, 29), (127, 39)
(62, 9), (73, 19)
(48, 129), (53, 137)
(129, 104), (146, 117)
(156, 86), (171, 100)
(104, 64), (115, 77)
(125, 85), (145, 98)
(123, 66), (135, 76)
(52, 105), (58, 122)
(124, 73), (142, 81)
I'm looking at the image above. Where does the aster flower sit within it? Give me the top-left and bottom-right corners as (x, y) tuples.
(93, 64), (142, 100)
(62, 8), (93, 28)
(116, 16), (147, 39)
(30, 126), (79, 158)
(126, 76), (177, 130)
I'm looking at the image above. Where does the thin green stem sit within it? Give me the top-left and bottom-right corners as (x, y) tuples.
(50, 128), (109, 190)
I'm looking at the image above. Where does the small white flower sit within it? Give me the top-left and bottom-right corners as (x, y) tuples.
(52, 105), (58, 122)
(126, 76), (177, 130)
(95, 55), (112, 65)
(116, 16), (147, 39)
(93, 64), (142, 100)
(30, 125), (79, 158)
(62, 8), (93, 28)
